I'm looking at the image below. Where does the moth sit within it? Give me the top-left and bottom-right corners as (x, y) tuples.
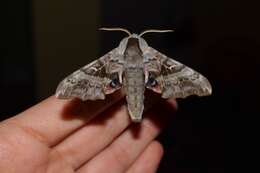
(55, 28), (212, 122)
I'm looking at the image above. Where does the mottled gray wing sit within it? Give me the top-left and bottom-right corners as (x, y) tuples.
(144, 47), (212, 99)
(55, 48), (124, 101)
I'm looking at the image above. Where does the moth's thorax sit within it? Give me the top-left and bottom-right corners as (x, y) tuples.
(125, 38), (142, 55)
(124, 38), (144, 69)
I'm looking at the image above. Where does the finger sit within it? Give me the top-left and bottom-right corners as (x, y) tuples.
(50, 93), (175, 170)
(2, 91), (124, 147)
(76, 100), (176, 173)
(126, 141), (164, 173)
(52, 100), (131, 170)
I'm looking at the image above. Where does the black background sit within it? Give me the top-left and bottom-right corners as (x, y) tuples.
(1, 1), (36, 120)
(2, 0), (260, 172)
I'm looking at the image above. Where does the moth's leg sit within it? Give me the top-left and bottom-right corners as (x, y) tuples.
(117, 66), (124, 83)
(106, 62), (124, 83)
(144, 65), (149, 83)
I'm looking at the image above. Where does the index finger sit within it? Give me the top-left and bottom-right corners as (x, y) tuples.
(2, 91), (124, 147)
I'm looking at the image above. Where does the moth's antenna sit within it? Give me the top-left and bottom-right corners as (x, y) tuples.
(99, 27), (131, 36)
(139, 29), (174, 37)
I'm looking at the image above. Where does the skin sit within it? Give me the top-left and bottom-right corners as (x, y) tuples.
(0, 91), (177, 173)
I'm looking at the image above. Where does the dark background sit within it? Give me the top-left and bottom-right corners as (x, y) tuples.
(2, 0), (260, 172)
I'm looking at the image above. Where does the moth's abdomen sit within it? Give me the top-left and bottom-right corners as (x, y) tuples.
(123, 68), (145, 122)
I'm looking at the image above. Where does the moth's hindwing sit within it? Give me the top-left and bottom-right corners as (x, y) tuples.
(55, 48), (124, 101)
(144, 47), (212, 99)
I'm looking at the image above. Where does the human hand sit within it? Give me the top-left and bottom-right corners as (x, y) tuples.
(0, 92), (176, 173)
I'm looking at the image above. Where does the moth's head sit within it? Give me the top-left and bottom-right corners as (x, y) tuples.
(99, 27), (174, 53)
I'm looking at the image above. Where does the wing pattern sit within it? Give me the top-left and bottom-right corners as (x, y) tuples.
(55, 48), (123, 100)
(144, 47), (212, 99)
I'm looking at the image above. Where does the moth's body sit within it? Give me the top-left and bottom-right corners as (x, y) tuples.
(56, 28), (212, 122)
(123, 37), (145, 122)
